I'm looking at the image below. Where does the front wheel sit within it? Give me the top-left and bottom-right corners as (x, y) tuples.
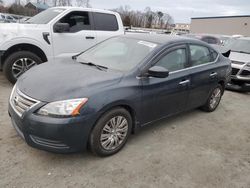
(89, 108), (132, 157)
(201, 84), (223, 112)
(3, 51), (42, 84)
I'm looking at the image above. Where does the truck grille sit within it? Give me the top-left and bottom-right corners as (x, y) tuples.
(10, 86), (40, 117)
(231, 68), (240, 75)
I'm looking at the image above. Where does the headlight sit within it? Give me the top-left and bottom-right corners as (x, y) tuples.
(37, 98), (88, 117)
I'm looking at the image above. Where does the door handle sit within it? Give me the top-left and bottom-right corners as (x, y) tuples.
(179, 80), (190, 85)
(85, 36), (95, 39)
(210, 72), (218, 77)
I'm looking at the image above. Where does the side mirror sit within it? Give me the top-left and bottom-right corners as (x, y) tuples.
(54, 23), (70, 33)
(147, 66), (169, 78)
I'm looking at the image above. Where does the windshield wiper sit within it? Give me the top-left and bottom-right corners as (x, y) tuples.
(231, 50), (250, 54)
(79, 62), (108, 71)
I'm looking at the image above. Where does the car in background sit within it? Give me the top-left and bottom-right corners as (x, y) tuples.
(184, 33), (237, 47)
(226, 37), (250, 91)
(0, 7), (124, 84)
(8, 34), (231, 156)
(0, 13), (16, 23)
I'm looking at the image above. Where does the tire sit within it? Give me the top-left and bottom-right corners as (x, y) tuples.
(89, 107), (132, 157)
(3, 51), (43, 84)
(201, 84), (223, 112)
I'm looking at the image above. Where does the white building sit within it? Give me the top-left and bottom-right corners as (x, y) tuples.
(190, 15), (250, 36)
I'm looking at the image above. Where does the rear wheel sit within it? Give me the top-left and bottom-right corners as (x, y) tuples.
(201, 84), (223, 112)
(3, 51), (42, 84)
(89, 108), (132, 157)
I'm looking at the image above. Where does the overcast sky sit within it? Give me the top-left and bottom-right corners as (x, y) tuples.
(3, 0), (250, 23)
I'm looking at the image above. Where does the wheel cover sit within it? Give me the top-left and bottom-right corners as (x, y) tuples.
(12, 58), (38, 79)
(100, 116), (129, 151)
(209, 88), (221, 109)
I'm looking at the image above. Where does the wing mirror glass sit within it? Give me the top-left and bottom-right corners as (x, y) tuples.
(54, 23), (70, 33)
(147, 66), (169, 78)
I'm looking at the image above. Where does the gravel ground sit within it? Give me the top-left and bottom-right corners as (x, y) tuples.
(0, 73), (250, 188)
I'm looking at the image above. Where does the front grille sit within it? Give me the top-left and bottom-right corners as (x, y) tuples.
(241, 70), (250, 76)
(231, 68), (240, 75)
(10, 86), (40, 117)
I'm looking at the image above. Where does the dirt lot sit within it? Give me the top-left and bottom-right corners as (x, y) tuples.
(0, 73), (250, 188)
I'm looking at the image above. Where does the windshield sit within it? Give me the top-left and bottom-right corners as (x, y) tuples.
(229, 39), (250, 53)
(26, 8), (65, 24)
(77, 37), (158, 72)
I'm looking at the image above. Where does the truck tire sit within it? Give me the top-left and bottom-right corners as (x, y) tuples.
(3, 51), (43, 84)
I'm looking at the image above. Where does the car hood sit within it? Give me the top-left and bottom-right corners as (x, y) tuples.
(17, 61), (124, 102)
(229, 51), (250, 63)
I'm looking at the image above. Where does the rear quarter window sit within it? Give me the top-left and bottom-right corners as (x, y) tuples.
(190, 45), (212, 66)
(210, 49), (218, 61)
(93, 12), (118, 31)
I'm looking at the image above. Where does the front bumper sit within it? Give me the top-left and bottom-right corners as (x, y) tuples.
(8, 102), (96, 153)
(230, 63), (250, 84)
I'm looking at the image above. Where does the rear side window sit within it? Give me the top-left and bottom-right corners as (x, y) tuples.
(155, 48), (187, 72)
(93, 12), (118, 31)
(190, 45), (212, 66)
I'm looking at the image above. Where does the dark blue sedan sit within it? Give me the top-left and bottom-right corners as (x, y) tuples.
(8, 34), (231, 156)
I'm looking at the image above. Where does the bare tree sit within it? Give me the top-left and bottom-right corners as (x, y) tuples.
(157, 11), (164, 28)
(113, 6), (174, 29)
(14, 0), (21, 5)
(0, 0), (3, 5)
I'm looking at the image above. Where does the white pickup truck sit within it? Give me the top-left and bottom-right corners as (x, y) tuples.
(0, 7), (124, 83)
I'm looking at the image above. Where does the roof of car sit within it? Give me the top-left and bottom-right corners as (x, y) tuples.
(52, 6), (118, 15)
(122, 33), (200, 45)
(185, 33), (231, 39)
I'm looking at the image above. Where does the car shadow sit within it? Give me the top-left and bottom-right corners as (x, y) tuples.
(27, 108), (203, 163)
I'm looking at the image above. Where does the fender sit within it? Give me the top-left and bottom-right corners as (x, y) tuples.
(94, 100), (140, 133)
(1, 36), (54, 63)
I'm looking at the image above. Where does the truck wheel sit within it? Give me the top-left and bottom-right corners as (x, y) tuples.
(89, 108), (132, 157)
(3, 51), (43, 84)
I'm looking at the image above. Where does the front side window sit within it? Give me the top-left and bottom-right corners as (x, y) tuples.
(58, 11), (91, 33)
(190, 45), (211, 66)
(93, 12), (118, 31)
(155, 48), (187, 72)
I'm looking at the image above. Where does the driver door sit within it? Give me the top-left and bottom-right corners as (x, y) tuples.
(141, 45), (190, 124)
(51, 11), (97, 61)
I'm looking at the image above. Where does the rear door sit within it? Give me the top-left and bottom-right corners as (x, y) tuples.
(141, 45), (190, 124)
(51, 11), (97, 61)
(187, 44), (220, 109)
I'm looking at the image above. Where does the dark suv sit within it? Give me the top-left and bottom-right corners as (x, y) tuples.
(9, 34), (231, 156)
